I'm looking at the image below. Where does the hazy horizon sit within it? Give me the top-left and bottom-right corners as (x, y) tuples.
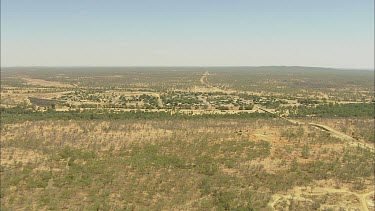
(1, 0), (374, 69)
(2, 65), (374, 72)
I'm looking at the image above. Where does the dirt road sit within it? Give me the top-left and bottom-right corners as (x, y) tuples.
(257, 105), (374, 151)
(154, 93), (164, 108)
(197, 95), (211, 108)
(308, 123), (374, 150)
(200, 71), (210, 87)
(268, 186), (374, 211)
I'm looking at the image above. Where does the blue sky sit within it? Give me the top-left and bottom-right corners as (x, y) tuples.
(1, 0), (374, 68)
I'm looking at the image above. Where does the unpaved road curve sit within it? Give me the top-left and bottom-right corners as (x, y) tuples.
(361, 191), (375, 211)
(268, 187), (374, 211)
(200, 71), (210, 87)
(308, 123), (374, 151)
(257, 105), (374, 151)
(154, 93), (164, 108)
(197, 95), (211, 108)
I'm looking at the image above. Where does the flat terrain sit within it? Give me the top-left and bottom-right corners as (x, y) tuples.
(1, 67), (374, 210)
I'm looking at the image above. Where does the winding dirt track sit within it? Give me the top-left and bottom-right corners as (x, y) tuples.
(200, 71), (210, 87)
(308, 123), (374, 150)
(257, 106), (374, 151)
(267, 187), (374, 211)
(154, 93), (164, 108)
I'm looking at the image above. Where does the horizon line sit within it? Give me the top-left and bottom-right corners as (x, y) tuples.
(1, 65), (374, 71)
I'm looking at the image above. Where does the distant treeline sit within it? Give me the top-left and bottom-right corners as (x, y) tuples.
(0, 107), (274, 124)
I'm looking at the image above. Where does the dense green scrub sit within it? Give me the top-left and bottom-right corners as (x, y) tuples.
(0, 107), (274, 124)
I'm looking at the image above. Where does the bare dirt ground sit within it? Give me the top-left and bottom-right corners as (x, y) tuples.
(22, 77), (73, 87)
(192, 85), (230, 93)
(1, 91), (72, 106)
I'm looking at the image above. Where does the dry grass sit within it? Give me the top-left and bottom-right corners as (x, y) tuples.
(1, 118), (373, 210)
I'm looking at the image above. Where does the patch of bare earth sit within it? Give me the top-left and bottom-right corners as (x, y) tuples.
(22, 77), (73, 87)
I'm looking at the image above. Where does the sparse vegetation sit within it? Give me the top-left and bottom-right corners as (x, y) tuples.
(1, 67), (374, 210)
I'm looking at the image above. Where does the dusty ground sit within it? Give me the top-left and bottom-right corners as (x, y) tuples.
(1, 91), (71, 105)
(21, 77), (73, 88)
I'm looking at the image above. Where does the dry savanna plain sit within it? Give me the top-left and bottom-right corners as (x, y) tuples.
(1, 67), (374, 210)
